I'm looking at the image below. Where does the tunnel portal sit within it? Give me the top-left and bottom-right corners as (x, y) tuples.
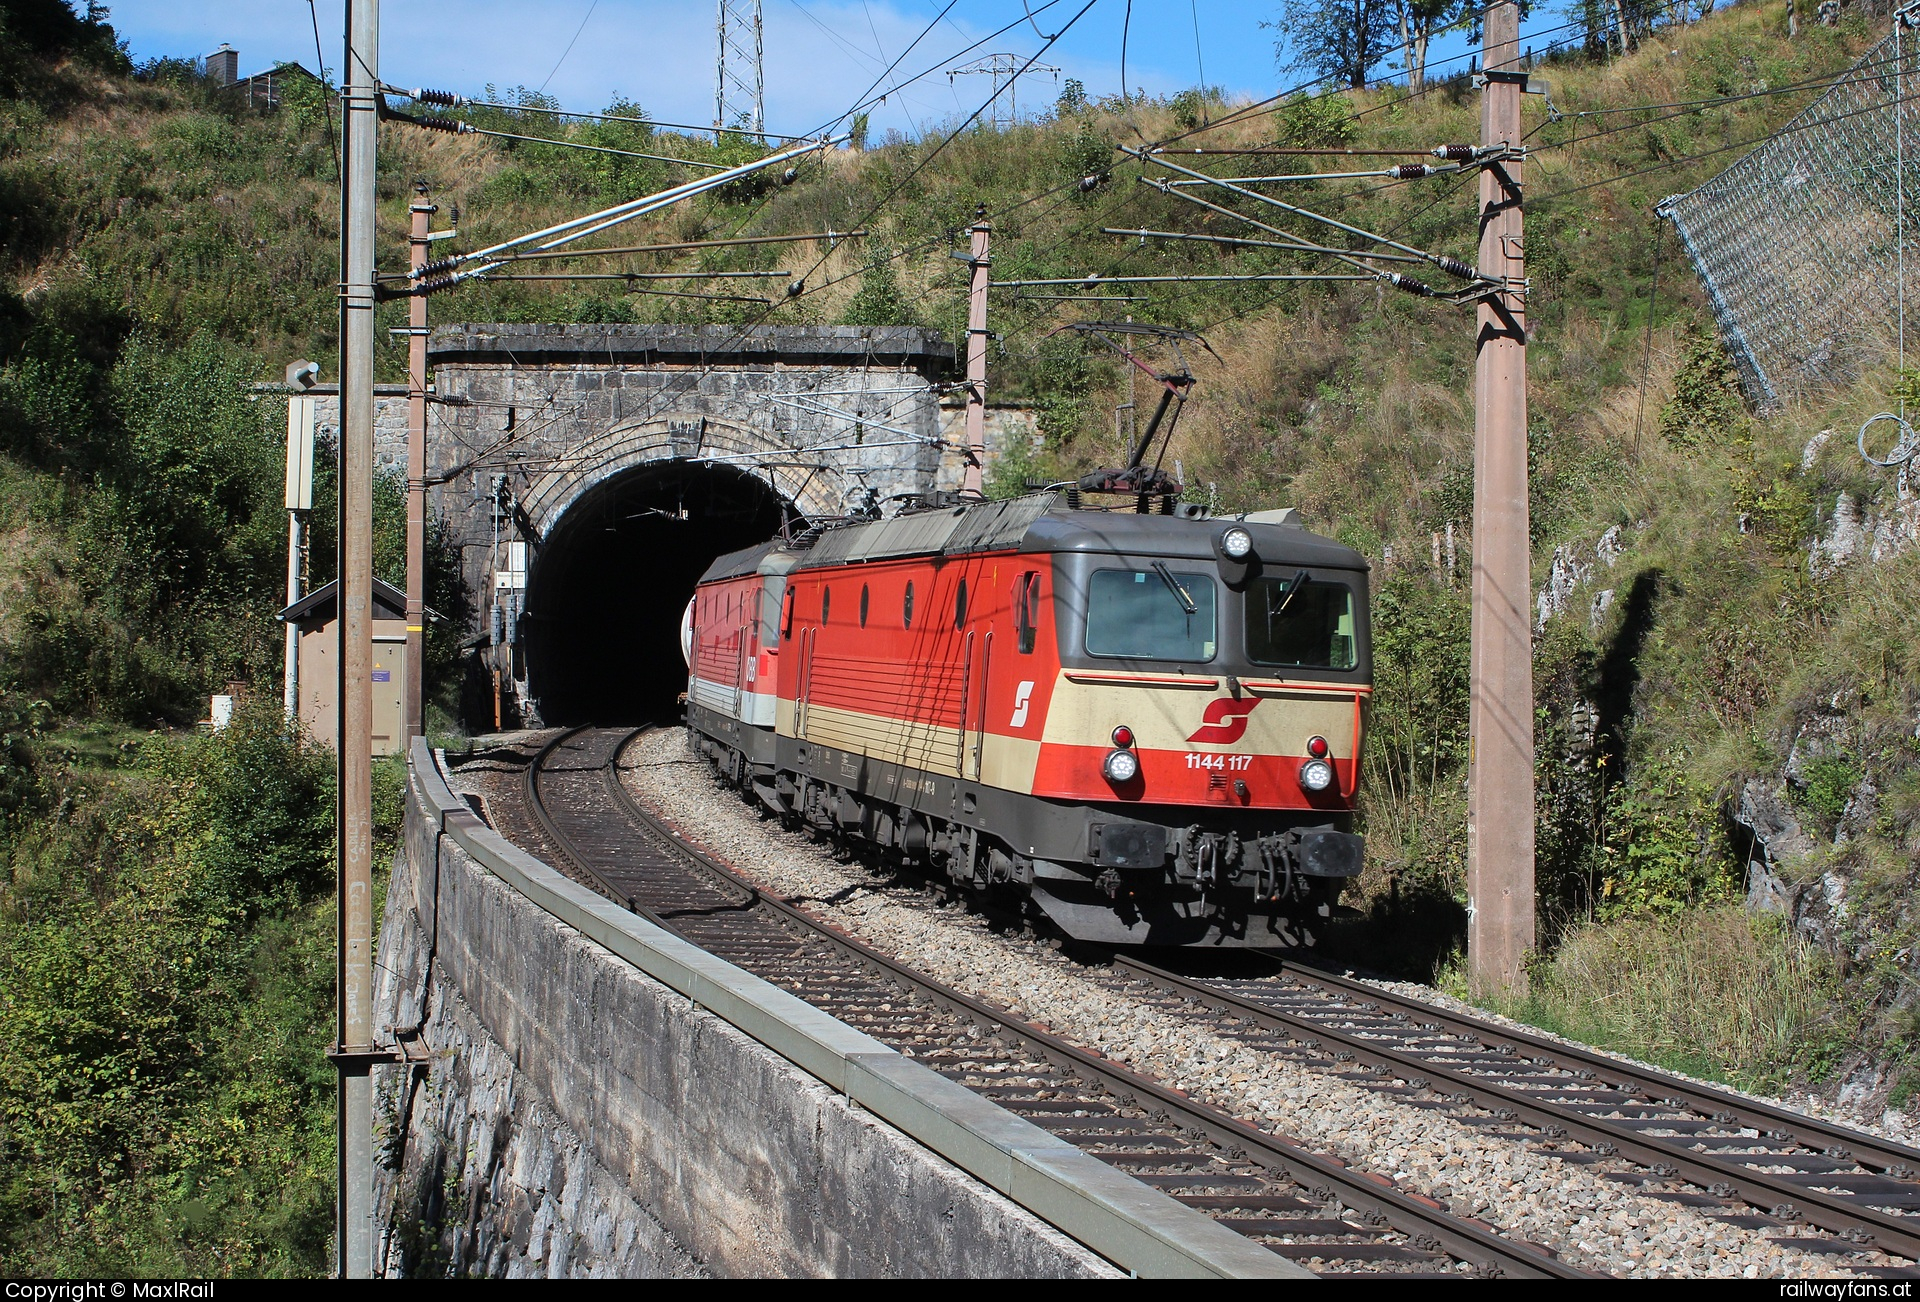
(521, 461), (795, 724)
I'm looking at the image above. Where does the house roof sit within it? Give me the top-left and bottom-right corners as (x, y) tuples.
(278, 577), (410, 626)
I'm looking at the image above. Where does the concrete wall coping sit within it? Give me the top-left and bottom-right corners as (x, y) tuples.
(427, 323), (956, 370)
(406, 737), (1306, 1280)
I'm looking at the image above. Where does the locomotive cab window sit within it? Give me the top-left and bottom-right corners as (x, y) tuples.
(1015, 571), (1042, 654)
(1245, 572), (1358, 670)
(1085, 568), (1216, 662)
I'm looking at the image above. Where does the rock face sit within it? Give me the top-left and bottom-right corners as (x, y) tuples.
(1732, 700), (1883, 946)
(1734, 778), (1815, 919)
(1809, 484), (1920, 578)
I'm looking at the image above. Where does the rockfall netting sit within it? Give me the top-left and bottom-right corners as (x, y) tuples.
(1661, 21), (1920, 409)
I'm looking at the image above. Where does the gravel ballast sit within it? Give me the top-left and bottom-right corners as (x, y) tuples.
(614, 727), (1896, 1280)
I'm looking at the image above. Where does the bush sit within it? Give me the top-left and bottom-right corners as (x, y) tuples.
(0, 697), (337, 1274)
(1272, 92), (1357, 148)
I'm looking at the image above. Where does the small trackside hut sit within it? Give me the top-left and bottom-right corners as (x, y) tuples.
(684, 492), (1372, 947)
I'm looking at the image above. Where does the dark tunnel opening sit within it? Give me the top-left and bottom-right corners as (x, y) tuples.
(521, 461), (797, 725)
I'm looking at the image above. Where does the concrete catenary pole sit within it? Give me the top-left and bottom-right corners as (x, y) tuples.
(1467, 0), (1535, 997)
(406, 184), (432, 739)
(335, 0), (379, 1277)
(962, 206), (991, 495)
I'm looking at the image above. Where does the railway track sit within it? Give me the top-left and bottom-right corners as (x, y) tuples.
(496, 725), (1593, 1279)
(1112, 958), (1920, 1275)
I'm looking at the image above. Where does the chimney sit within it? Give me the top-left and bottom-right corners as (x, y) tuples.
(205, 44), (238, 85)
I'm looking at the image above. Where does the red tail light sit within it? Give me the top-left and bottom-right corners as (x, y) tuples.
(1307, 735), (1329, 758)
(1111, 725), (1135, 749)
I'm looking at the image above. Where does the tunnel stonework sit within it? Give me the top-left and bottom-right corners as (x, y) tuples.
(426, 324), (958, 725)
(370, 757), (1119, 1279)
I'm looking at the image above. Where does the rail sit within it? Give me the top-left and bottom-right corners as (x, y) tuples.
(405, 735), (1295, 1278)
(516, 727), (1590, 1279)
(1118, 955), (1920, 1264)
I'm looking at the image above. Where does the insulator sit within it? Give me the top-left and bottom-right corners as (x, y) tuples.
(787, 280), (805, 297)
(780, 167), (799, 185)
(414, 255), (461, 280)
(393, 110), (464, 134)
(1387, 163), (1435, 180)
(414, 87), (462, 107)
(1079, 170), (1110, 192)
(413, 273), (466, 296)
(1388, 274), (1435, 297)
(1431, 144), (1475, 161)
(1433, 255), (1478, 281)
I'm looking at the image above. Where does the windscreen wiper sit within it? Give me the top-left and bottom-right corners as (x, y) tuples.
(1272, 569), (1310, 625)
(1151, 561), (1196, 614)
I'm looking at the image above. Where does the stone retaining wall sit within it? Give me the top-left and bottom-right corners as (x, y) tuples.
(368, 756), (1115, 1278)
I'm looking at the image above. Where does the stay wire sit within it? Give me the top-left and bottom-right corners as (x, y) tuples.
(1633, 222), (1662, 455)
(803, 0), (1075, 139)
(588, 0), (1106, 451)
(1156, 0), (1702, 153)
(1152, 8), (1596, 149)
(538, 0), (598, 95)
(307, 0), (339, 181)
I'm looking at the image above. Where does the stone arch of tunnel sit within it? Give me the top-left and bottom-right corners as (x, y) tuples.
(519, 458), (802, 725)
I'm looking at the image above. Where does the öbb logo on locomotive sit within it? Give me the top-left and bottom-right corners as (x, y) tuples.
(1009, 680), (1035, 728)
(1186, 696), (1261, 746)
(683, 492), (1371, 948)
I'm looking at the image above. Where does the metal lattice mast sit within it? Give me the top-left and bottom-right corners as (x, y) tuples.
(715, 0), (764, 139)
(947, 54), (1060, 130)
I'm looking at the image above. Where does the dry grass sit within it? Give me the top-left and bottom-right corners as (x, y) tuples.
(1500, 907), (1833, 1087)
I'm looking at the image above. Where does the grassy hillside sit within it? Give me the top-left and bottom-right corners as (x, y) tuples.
(2, 0), (1917, 1271)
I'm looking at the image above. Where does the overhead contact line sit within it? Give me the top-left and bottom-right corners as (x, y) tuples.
(388, 88), (817, 142)
(482, 230), (868, 263)
(381, 103), (735, 170)
(1534, 84), (1920, 205)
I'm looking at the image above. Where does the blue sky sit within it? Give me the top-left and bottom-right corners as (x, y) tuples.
(105, 1), (1587, 140)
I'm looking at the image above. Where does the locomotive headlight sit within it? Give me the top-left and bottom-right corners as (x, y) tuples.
(1220, 526), (1254, 560)
(1298, 758), (1335, 792)
(1103, 748), (1141, 784)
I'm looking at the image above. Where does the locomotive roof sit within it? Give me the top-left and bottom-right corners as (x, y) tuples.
(696, 493), (1368, 585)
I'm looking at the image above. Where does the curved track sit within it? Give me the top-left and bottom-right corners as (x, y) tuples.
(504, 725), (1593, 1279)
(1112, 960), (1920, 1274)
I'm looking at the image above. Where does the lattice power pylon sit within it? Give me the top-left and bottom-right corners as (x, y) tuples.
(715, 0), (765, 139)
(947, 54), (1061, 130)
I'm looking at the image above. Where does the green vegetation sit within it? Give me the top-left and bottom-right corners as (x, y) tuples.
(0, 695), (405, 1274)
(2, 0), (1918, 1272)
(1499, 908), (1836, 1090)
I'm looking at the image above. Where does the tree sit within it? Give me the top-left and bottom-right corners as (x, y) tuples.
(1266, 0), (1397, 91)
(1395, 0), (1463, 93)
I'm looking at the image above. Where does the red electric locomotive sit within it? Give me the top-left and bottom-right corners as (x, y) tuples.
(684, 491), (1372, 947)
